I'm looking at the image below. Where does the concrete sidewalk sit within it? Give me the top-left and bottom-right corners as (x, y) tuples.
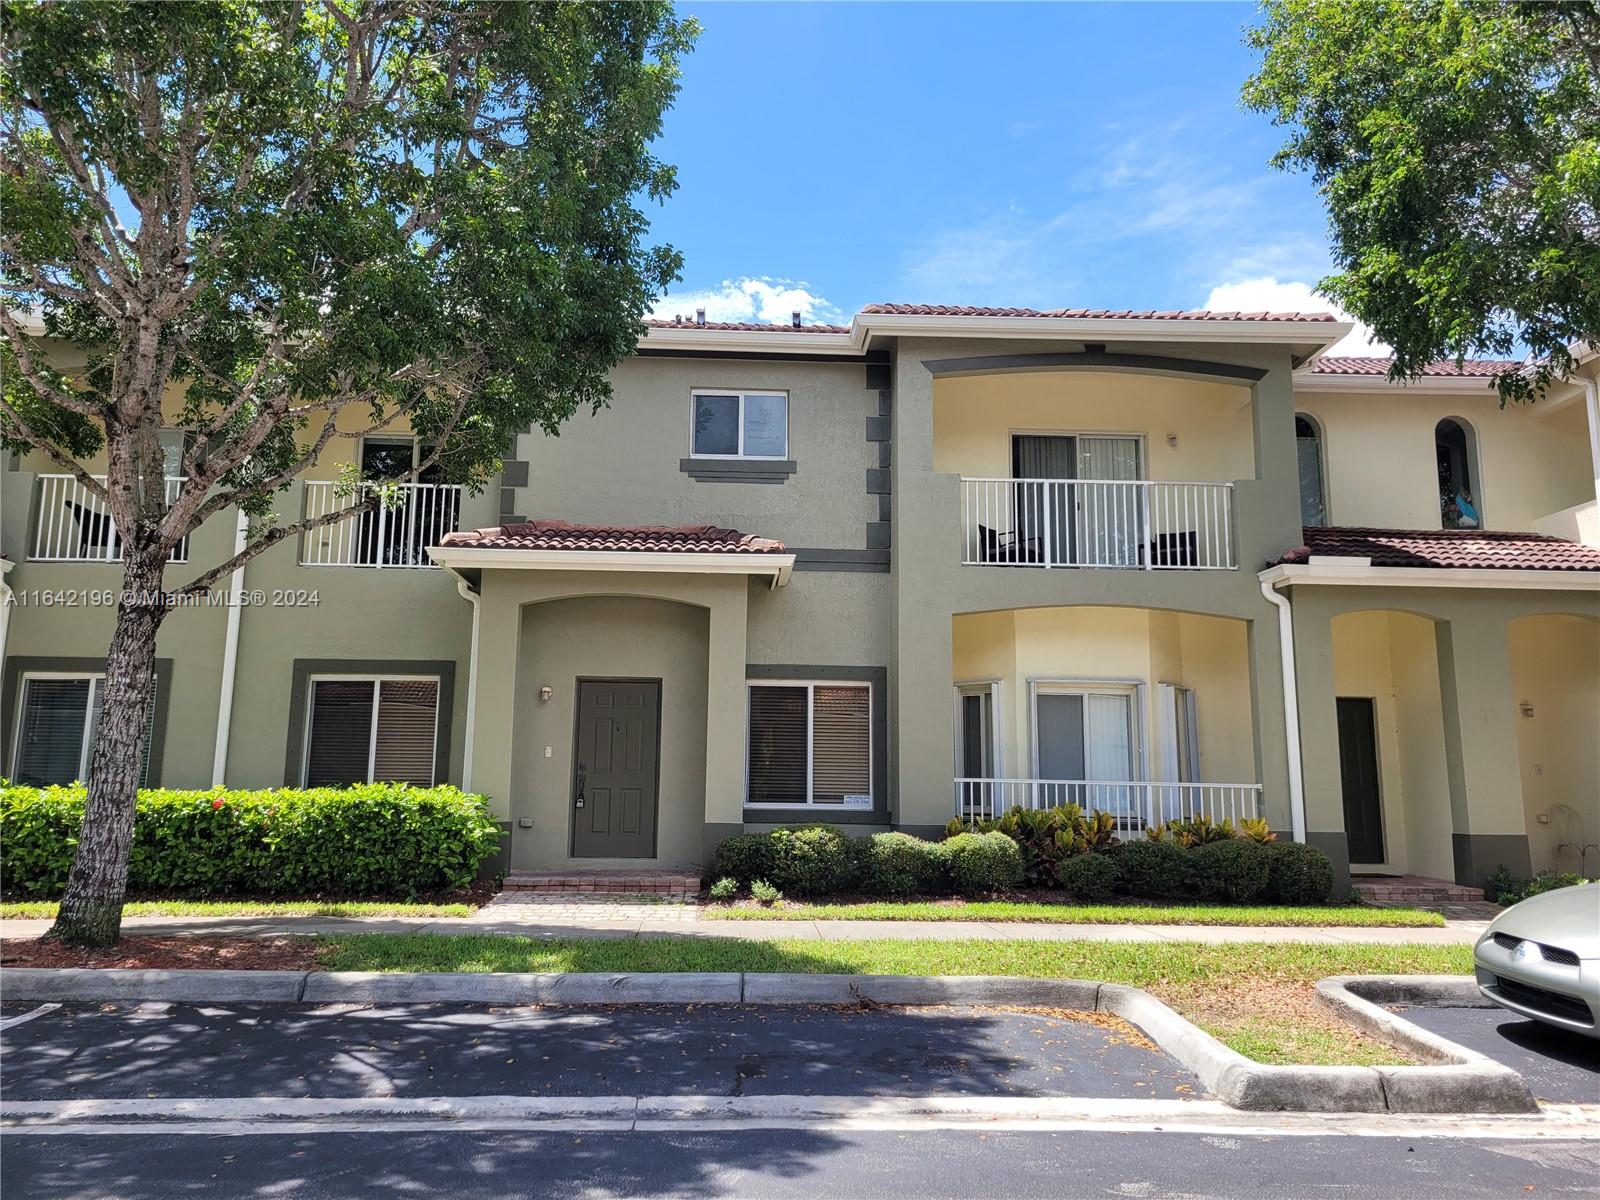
(0, 912), (1487, 945)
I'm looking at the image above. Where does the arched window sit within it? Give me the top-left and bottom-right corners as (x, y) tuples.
(1435, 418), (1482, 529)
(1295, 414), (1327, 527)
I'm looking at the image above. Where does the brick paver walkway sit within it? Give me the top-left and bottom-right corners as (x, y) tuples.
(475, 892), (702, 923)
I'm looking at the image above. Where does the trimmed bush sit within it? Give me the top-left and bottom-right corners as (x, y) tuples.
(749, 879), (782, 905)
(766, 824), (859, 897)
(943, 831), (1024, 895)
(708, 876), (738, 902)
(859, 832), (947, 896)
(1112, 839), (1190, 900)
(1264, 842), (1336, 905)
(1056, 852), (1119, 901)
(707, 834), (774, 887)
(1485, 866), (1592, 906)
(1189, 839), (1272, 903)
(0, 782), (502, 898)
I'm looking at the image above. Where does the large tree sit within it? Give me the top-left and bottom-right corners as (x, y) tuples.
(0, 0), (696, 945)
(1244, 0), (1600, 401)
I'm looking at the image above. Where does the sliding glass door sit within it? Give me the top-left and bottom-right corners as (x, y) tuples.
(1010, 435), (1142, 566)
(1033, 686), (1139, 818)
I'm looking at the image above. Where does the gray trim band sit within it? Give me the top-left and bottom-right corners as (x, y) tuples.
(500, 460), (529, 488)
(921, 350), (1267, 384)
(1, 655), (174, 787)
(790, 548), (891, 573)
(679, 458), (797, 484)
(284, 659), (456, 787)
(743, 664), (888, 821)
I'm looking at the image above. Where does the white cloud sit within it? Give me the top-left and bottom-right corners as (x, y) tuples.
(652, 276), (843, 326)
(1200, 277), (1389, 357)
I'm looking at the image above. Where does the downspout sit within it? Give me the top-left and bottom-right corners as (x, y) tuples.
(1584, 375), (1600, 513)
(1259, 575), (1307, 843)
(210, 512), (249, 787)
(452, 573), (481, 793)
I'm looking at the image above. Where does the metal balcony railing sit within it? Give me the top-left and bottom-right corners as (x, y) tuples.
(30, 474), (188, 563)
(301, 480), (462, 568)
(960, 478), (1236, 569)
(953, 777), (1263, 827)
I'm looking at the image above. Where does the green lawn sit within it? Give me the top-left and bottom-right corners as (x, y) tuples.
(0, 899), (474, 920)
(703, 901), (1445, 928)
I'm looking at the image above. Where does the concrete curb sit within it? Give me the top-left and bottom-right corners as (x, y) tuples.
(0, 968), (1536, 1113)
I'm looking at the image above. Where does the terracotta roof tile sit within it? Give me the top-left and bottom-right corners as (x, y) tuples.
(860, 303), (1338, 322)
(645, 317), (850, 334)
(1309, 356), (1523, 378)
(439, 519), (787, 554)
(1276, 527), (1600, 572)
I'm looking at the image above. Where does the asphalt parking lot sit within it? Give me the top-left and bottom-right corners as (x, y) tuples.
(0, 1000), (1201, 1102)
(1391, 1003), (1600, 1104)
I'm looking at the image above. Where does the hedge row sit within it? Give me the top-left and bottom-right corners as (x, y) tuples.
(709, 823), (1334, 904)
(0, 783), (503, 898)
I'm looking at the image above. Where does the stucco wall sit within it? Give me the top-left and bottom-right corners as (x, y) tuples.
(1295, 386), (1592, 533)
(1509, 614), (1600, 874)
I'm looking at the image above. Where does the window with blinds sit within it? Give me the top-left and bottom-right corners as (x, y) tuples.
(746, 681), (870, 807)
(11, 674), (157, 787)
(304, 677), (438, 786)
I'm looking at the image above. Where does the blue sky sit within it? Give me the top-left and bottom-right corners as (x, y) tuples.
(649, 1), (1376, 352)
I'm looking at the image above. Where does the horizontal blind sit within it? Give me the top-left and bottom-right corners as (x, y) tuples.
(13, 678), (91, 785)
(373, 679), (438, 785)
(747, 685), (807, 804)
(306, 680), (376, 786)
(811, 686), (869, 804)
(86, 676), (159, 786)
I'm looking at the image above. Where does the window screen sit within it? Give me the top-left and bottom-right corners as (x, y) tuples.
(305, 677), (438, 786)
(692, 391), (788, 458)
(747, 682), (870, 806)
(747, 685), (807, 804)
(12, 675), (157, 787)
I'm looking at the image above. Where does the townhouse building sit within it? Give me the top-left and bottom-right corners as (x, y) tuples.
(4, 304), (1597, 894)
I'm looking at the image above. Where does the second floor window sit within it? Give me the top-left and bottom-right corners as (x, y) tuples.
(1435, 418), (1481, 529)
(692, 390), (788, 459)
(1295, 415), (1327, 527)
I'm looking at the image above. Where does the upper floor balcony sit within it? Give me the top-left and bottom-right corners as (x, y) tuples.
(300, 479), (462, 568)
(29, 474), (189, 564)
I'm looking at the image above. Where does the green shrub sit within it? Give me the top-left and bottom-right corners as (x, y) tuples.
(1056, 852), (1119, 901)
(1189, 839), (1272, 903)
(946, 804), (1120, 887)
(1264, 842), (1336, 905)
(1163, 815), (1237, 848)
(766, 824), (859, 897)
(0, 782), (502, 898)
(708, 876), (738, 902)
(1484, 866), (1592, 906)
(1112, 839), (1191, 900)
(943, 831), (1024, 895)
(708, 834), (774, 887)
(749, 879), (782, 905)
(859, 832), (947, 896)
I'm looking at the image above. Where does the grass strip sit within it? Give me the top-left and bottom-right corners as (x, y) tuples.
(0, 899), (474, 920)
(703, 901), (1445, 928)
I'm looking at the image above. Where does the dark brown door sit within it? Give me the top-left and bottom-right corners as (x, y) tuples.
(571, 680), (661, 859)
(1336, 697), (1385, 865)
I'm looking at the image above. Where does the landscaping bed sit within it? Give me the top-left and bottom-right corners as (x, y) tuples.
(703, 898), (1445, 927)
(0, 934), (321, 971)
(0, 894), (485, 920)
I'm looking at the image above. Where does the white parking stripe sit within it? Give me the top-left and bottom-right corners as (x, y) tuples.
(4, 1095), (1599, 1141)
(0, 1004), (60, 1032)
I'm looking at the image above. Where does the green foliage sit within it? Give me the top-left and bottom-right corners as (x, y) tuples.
(707, 835), (774, 888)
(0, 783), (502, 898)
(943, 831), (1024, 896)
(1056, 852), (1120, 902)
(749, 879), (782, 906)
(765, 824), (860, 898)
(1111, 840), (1192, 901)
(1484, 866), (1593, 906)
(1264, 842), (1336, 905)
(1188, 839), (1273, 903)
(707, 877), (738, 902)
(1163, 816), (1237, 848)
(858, 832), (948, 897)
(1244, 1), (1600, 402)
(1237, 818), (1278, 845)
(947, 804), (1120, 887)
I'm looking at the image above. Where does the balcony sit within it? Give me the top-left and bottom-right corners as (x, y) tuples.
(959, 477), (1236, 570)
(953, 777), (1262, 827)
(30, 474), (188, 563)
(301, 480), (462, 568)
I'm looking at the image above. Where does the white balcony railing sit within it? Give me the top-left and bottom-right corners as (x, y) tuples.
(960, 478), (1236, 569)
(30, 474), (188, 563)
(301, 480), (462, 568)
(953, 777), (1262, 828)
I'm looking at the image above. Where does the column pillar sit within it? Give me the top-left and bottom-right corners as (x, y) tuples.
(1289, 592), (1351, 890)
(701, 577), (749, 860)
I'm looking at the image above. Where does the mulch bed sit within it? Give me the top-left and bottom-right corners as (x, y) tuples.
(1, 878), (502, 909)
(0, 935), (324, 971)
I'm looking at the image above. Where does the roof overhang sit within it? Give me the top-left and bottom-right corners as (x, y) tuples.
(1259, 561), (1599, 591)
(1292, 371), (1502, 396)
(428, 545), (794, 588)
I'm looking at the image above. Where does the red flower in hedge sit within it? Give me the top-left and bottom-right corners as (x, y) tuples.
(212, 798), (225, 809)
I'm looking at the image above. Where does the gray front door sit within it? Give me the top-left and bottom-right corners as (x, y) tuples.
(571, 679), (661, 859)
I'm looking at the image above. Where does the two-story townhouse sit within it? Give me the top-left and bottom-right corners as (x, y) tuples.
(4, 306), (1597, 895)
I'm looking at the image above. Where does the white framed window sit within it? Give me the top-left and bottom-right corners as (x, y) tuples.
(1158, 683), (1200, 783)
(691, 390), (789, 459)
(746, 680), (870, 807)
(954, 682), (998, 778)
(303, 675), (439, 787)
(10, 672), (157, 787)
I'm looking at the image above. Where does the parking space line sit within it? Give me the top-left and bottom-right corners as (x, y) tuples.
(0, 1004), (60, 1032)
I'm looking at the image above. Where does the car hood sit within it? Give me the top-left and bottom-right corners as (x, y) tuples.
(1487, 883), (1600, 960)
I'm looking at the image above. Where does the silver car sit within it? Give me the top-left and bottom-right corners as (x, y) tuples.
(1474, 882), (1600, 1038)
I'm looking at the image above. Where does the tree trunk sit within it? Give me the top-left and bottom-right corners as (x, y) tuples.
(46, 548), (169, 948)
